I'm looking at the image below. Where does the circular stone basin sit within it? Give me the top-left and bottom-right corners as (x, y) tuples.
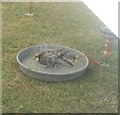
(16, 45), (89, 82)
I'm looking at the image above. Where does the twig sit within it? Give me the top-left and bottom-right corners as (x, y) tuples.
(61, 57), (74, 66)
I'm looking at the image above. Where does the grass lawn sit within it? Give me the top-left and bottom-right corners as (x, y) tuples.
(2, 2), (118, 113)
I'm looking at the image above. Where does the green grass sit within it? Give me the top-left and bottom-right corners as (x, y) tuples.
(2, 2), (118, 113)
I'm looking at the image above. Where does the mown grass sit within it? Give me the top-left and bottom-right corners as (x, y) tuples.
(2, 2), (118, 113)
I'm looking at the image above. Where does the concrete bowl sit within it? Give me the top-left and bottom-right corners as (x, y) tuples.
(16, 45), (89, 82)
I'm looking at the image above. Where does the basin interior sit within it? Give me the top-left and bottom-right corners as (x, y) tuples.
(18, 45), (88, 74)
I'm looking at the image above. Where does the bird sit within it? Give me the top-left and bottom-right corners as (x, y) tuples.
(33, 49), (74, 67)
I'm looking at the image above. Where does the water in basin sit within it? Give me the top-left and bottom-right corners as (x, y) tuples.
(22, 54), (87, 74)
